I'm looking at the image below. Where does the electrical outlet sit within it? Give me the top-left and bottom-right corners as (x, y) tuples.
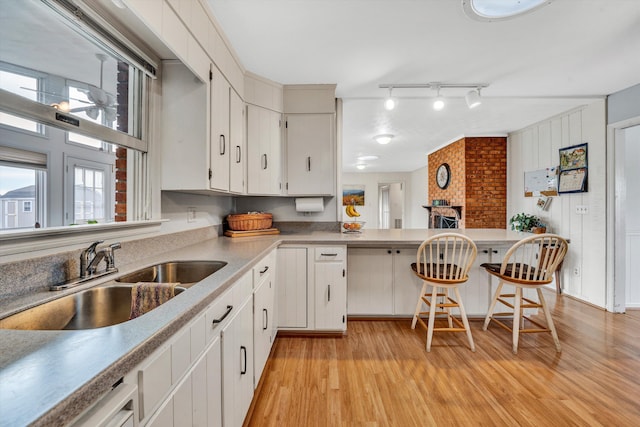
(187, 207), (196, 223)
(573, 267), (580, 277)
(575, 205), (588, 215)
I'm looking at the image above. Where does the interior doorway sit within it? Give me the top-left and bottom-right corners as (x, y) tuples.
(619, 125), (640, 309)
(378, 182), (404, 229)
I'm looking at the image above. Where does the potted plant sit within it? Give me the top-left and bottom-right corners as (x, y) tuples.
(509, 212), (545, 233)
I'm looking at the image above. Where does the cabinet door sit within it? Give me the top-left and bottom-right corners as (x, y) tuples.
(205, 337), (222, 427)
(347, 248), (393, 315)
(221, 298), (254, 427)
(229, 89), (246, 194)
(276, 247), (308, 328)
(315, 261), (346, 330)
(247, 105), (281, 195)
(285, 114), (334, 195)
(458, 248), (492, 317)
(392, 249), (424, 315)
(253, 278), (275, 388)
(210, 66), (230, 191)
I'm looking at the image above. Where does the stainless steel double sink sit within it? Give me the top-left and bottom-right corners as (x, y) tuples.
(0, 260), (227, 331)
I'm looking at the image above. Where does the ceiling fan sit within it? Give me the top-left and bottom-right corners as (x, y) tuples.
(69, 53), (117, 122)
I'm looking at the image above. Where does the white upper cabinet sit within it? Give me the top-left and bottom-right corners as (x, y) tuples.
(247, 105), (282, 195)
(285, 113), (335, 196)
(210, 65), (231, 191)
(161, 61), (209, 191)
(283, 84), (336, 196)
(229, 89), (246, 194)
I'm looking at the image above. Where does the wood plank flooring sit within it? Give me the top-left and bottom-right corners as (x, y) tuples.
(246, 292), (640, 426)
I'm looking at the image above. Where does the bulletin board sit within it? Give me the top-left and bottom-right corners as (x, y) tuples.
(524, 167), (558, 197)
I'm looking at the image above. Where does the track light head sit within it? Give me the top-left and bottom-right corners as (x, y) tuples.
(465, 88), (482, 109)
(384, 88), (396, 110)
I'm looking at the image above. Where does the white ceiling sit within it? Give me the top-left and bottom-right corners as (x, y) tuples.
(207, 0), (640, 173)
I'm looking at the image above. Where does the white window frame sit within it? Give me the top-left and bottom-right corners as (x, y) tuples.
(64, 155), (114, 226)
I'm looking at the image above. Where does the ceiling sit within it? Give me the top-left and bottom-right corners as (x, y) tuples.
(206, 0), (640, 173)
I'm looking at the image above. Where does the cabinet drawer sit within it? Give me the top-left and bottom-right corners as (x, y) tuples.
(205, 288), (234, 343)
(253, 251), (276, 288)
(314, 246), (345, 261)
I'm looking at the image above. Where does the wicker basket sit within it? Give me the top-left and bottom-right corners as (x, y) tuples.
(226, 213), (273, 231)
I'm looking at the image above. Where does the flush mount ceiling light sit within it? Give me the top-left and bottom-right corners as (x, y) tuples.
(465, 88), (482, 108)
(379, 82), (489, 111)
(462, 0), (552, 21)
(356, 164), (367, 170)
(384, 88), (396, 111)
(374, 134), (394, 145)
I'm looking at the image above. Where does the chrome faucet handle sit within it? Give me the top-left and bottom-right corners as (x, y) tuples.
(80, 240), (104, 278)
(105, 242), (122, 270)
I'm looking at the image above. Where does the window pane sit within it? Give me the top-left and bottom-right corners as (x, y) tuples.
(73, 166), (105, 224)
(0, 70), (41, 133)
(0, 165), (41, 229)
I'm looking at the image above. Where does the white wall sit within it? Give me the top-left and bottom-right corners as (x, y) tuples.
(408, 166), (429, 229)
(160, 191), (233, 233)
(508, 100), (607, 307)
(235, 196), (338, 222)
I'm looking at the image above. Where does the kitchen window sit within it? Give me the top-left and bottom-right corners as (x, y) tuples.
(0, 0), (158, 248)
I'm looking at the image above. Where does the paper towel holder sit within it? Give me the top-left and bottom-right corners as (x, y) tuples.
(295, 197), (324, 212)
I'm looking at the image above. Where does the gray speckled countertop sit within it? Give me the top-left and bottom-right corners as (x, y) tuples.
(0, 228), (525, 427)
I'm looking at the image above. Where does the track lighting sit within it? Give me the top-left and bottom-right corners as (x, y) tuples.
(465, 88), (482, 108)
(378, 82), (489, 111)
(384, 88), (396, 111)
(374, 134), (394, 145)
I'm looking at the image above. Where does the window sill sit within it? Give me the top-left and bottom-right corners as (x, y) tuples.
(0, 220), (167, 261)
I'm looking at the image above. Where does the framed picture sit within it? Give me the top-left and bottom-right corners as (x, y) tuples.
(558, 143), (588, 194)
(558, 168), (588, 194)
(342, 185), (365, 206)
(559, 143), (588, 170)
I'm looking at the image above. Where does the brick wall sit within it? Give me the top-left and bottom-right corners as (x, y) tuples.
(427, 137), (507, 228)
(464, 137), (507, 228)
(428, 139), (466, 227)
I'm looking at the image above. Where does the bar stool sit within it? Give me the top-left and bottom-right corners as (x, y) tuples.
(411, 233), (478, 352)
(482, 234), (568, 354)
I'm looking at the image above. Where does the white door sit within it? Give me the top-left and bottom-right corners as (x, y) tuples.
(229, 89), (245, 194)
(315, 261), (346, 330)
(276, 247), (308, 328)
(210, 66), (230, 191)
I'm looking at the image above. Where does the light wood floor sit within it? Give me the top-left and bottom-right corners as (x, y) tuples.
(246, 292), (640, 426)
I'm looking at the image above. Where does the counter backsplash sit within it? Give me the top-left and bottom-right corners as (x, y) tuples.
(0, 226), (219, 303)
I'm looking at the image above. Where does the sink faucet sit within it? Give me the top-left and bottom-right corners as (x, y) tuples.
(80, 241), (121, 278)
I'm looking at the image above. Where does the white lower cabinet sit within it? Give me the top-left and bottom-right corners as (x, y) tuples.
(347, 246), (510, 318)
(347, 248), (422, 316)
(253, 250), (276, 388)
(221, 297), (254, 427)
(314, 247), (347, 331)
(276, 247), (308, 329)
(277, 245), (346, 332)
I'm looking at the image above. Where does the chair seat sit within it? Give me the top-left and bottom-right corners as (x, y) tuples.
(411, 262), (464, 282)
(480, 262), (539, 281)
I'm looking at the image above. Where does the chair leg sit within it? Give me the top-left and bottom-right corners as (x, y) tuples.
(483, 281), (503, 331)
(454, 287), (475, 352)
(537, 288), (562, 352)
(412, 281), (428, 329)
(426, 285), (439, 352)
(446, 288), (454, 329)
(512, 287), (522, 354)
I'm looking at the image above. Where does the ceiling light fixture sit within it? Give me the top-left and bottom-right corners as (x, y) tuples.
(374, 134), (394, 145)
(379, 82), (489, 111)
(465, 88), (482, 108)
(462, 0), (551, 22)
(356, 164), (367, 170)
(432, 85), (445, 111)
(357, 155), (379, 161)
(111, 0), (127, 9)
(384, 88), (396, 111)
